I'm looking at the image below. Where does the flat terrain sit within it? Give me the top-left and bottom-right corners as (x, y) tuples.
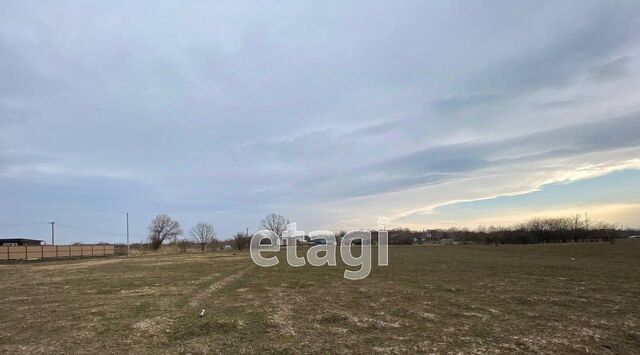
(1, 241), (639, 354)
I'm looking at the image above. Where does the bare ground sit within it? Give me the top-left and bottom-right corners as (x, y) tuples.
(1, 242), (639, 354)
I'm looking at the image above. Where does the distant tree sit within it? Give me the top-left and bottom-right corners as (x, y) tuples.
(190, 221), (217, 251)
(148, 214), (183, 250)
(233, 232), (250, 251)
(569, 214), (584, 231)
(260, 213), (289, 236)
(176, 239), (190, 253)
(583, 213), (591, 231)
(388, 228), (417, 245)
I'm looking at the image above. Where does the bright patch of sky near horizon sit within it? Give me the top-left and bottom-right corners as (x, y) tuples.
(1, 1), (640, 243)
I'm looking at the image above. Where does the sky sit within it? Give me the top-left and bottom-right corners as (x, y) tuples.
(1, 1), (640, 244)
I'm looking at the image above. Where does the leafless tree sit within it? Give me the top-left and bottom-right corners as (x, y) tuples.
(584, 213), (591, 230)
(148, 214), (183, 250)
(190, 221), (217, 251)
(176, 239), (190, 253)
(260, 213), (289, 236)
(234, 232), (250, 251)
(569, 214), (583, 231)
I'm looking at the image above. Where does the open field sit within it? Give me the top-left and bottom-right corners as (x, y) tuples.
(1, 242), (639, 354)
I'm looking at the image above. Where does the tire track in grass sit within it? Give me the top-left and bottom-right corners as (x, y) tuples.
(188, 266), (251, 307)
(131, 265), (252, 347)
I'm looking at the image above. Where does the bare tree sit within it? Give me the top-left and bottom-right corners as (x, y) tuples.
(584, 213), (591, 231)
(260, 213), (289, 236)
(148, 214), (183, 250)
(569, 214), (583, 231)
(190, 221), (217, 251)
(234, 232), (250, 251)
(176, 239), (190, 253)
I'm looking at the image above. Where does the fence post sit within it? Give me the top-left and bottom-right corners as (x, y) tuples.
(81, 245), (84, 257)
(6, 246), (8, 261)
(41, 245), (44, 260)
(56, 245), (59, 259)
(24, 245), (27, 260)
(91, 245), (94, 256)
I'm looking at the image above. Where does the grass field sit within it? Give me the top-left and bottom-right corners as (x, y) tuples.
(1, 241), (639, 354)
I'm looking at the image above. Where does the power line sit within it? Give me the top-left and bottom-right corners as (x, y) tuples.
(0, 222), (140, 236)
(1, 221), (149, 242)
(56, 223), (125, 237)
(57, 224), (149, 241)
(0, 222), (49, 227)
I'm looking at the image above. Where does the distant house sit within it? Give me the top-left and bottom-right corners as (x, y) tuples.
(0, 238), (44, 246)
(309, 238), (327, 246)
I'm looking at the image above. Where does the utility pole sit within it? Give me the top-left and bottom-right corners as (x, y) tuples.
(246, 227), (249, 238)
(49, 222), (55, 245)
(126, 213), (130, 256)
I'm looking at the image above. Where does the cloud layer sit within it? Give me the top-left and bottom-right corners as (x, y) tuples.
(1, 1), (640, 241)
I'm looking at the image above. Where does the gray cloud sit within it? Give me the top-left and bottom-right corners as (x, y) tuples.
(469, 3), (639, 94)
(535, 98), (582, 110)
(315, 112), (640, 200)
(433, 93), (506, 112)
(587, 56), (632, 82)
(390, 112), (640, 173)
(0, 1), (639, 239)
(0, 150), (52, 173)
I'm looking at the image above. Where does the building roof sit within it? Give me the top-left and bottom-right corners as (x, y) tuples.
(0, 238), (44, 243)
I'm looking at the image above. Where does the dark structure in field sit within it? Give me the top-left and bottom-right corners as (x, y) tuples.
(0, 238), (44, 246)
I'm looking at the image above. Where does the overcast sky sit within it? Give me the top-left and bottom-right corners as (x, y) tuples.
(1, 1), (640, 243)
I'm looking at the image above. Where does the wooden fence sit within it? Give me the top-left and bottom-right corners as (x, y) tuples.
(0, 245), (115, 261)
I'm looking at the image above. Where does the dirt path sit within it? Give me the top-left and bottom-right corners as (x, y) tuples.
(28, 257), (128, 270)
(188, 266), (251, 306)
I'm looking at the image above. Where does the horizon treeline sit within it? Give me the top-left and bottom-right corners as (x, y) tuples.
(377, 214), (639, 245)
(115, 213), (639, 248)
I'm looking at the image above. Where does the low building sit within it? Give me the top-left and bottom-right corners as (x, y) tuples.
(0, 238), (44, 246)
(309, 238), (327, 246)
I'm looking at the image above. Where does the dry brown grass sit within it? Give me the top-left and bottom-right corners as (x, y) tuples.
(1, 241), (639, 354)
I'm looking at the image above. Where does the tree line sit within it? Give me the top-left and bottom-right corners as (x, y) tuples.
(142, 212), (638, 251)
(382, 214), (639, 245)
(145, 213), (289, 251)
